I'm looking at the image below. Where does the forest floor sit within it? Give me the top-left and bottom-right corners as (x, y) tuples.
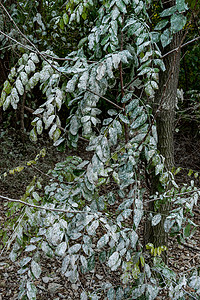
(0, 126), (200, 299)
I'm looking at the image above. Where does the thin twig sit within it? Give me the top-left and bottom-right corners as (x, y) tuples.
(162, 36), (200, 59)
(0, 194), (102, 215)
(144, 188), (200, 204)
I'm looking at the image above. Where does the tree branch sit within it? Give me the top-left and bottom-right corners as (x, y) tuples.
(0, 194), (100, 215)
(162, 36), (200, 59)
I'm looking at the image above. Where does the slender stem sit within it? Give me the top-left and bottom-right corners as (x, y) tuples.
(0, 194), (100, 215)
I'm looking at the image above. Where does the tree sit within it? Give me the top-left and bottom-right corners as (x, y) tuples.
(0, 0), (200, 299)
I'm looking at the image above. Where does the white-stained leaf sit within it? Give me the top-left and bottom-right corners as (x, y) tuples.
(27, 281), (37, 300)
(108, 251), (119, 268)
(20, 71), (28, 85)
(36, 119), (43, 135)
(81, 291), (88, 300)
(152, 214), (162, 226)
(45, 115), (55, 129)
(49, 123), (57, 139)
(97, 234), (109, 248)
(16, 78), (24, 96)
(41, 241), (54, 257)
(20, 257), (32, 268)
(80, 255), (88, 269)
(68, 243), (81, 254)
(171, 13), (187, 33)
(87, 220), (99, 235)
(33, 108), (44, 115)
(31, 260), (42, 279)
(55, 242), (67, 256)
(25, 245), (37, 252)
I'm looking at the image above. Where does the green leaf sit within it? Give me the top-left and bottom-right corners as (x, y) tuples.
(30, 127), (38, 142)
(107, 288), (115, 300)
(183, 223), (191, 237)
(31, 260), (41, 279)
(176, 0), (188, 12)
(154, 19), (169, 31)
(27, 281), (37, 300)
(119, 114), (130, 124)
(3, 80), (12, 94)
(161, 29), (173, 48)
(63, 13), (69, 25)
(152, 214), (162, 226)
(171, 13), (187, 33)
(160, 5), (177, 17)
(108, 251), (120, 268)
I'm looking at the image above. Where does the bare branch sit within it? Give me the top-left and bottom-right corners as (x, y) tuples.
(162, 36), (200, 59)
(0, 194), (100, 215)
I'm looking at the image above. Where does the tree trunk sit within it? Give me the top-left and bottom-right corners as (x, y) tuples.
(145, 3), (182, 261)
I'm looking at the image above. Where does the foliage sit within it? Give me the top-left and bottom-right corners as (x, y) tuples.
(0, 0), (200, 299)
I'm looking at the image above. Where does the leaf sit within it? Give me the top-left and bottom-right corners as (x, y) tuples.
(80, 255), (88, 269)
(160, 28), (173, 48)
(176, 0), (188, 12)
(116, 0), (127, 13)
(45, 115), (55, 129)
(49, 123), (57, 139)
(20, 257), (32, 267)
(119, 114), (130, 124)
(108, 251), (119, 268)
(20, 71), (28, 85)
(27, 281), (37, 300)
(30, 127), (37, 142)
(70, 115), (79, 135)
(107, 288), (115, 300)
(63, 12), (69, 25)
(68, 243), (81, 254)
(152, 214), (162, 226)
(171, 13), (187, 33)
(80, 291), (88, 300)
(160, 5), (177, 17)
(78, 71), (89, 90)
(33, 107), (44, 114)
(31, 260), (42, 279)
(129, 230), (138, 248)
(41, 241), (54, 257)
(87, 220), (99, 235)
(97, 234), (109, 248)
(36, 120), (43, 135)
(134, 209), (143, 229)
(16, 78), (24, 96)
(55, 242), (67, 256)
(154, 19), (169, 31)
(25, 245), (37, 252)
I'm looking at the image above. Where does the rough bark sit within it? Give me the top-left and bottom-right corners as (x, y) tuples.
(145, 2), (183, 260)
